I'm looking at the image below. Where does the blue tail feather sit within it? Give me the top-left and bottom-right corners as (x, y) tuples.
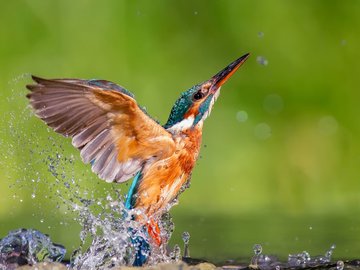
(125, 171), (150, 266)
(125, 171), (142, 210)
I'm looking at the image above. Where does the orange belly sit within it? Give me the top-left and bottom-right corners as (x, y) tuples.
(134, 155), (192, 218)
(132, 127), (202, 221)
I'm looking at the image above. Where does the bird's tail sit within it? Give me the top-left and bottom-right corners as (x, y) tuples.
(125, 172), (163, 266)
(129, 219), (162, 266)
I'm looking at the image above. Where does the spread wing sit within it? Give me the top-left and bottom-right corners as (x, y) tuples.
(26, 76), (175, 183)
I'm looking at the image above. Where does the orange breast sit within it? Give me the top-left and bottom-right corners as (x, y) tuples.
(133, 127), (203, 220)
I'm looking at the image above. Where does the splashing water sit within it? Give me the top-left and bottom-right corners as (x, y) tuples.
(1, 76), (179, 269)
(249, 244), (339, 270)
(182, 231), (190, 258)
(336, 260), (344, 270)
(68, 192), (179, 268)
(169, 244), (181, 261)
(250, 243), (279, 269)
(0, 228), (65, 270)
(31, 146), (178, 269)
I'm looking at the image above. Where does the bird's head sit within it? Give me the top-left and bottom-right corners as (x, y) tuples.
(164, 53), (250, 132)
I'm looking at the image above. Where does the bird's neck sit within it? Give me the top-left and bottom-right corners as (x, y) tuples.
(174, 123), (203, 167)
(166, 116), (203, 135)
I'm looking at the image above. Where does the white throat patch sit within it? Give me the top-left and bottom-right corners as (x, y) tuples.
(166, 116), (194, 134)
(166, 88), (221, 134)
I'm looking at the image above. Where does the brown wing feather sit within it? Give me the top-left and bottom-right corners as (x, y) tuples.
(26, 76), (175, 183)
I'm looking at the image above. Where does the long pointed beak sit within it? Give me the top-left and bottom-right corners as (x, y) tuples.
(211, 53), (250, 91)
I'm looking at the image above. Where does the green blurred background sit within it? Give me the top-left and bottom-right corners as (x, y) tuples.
(0, 0), (360, 262)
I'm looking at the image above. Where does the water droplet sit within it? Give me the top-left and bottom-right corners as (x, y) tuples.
(302, 251), (310, 261)
(263, 94), (284, 114)
(309, 226), (313, 230)
(288, 251), (311, 267)
(31, 193), (36, 199)
(236, 110), (248, 122)
(40, 219), (44, 223)
(170, 244), (181, 261)
(182, 231), (190, 244)
(336, 260), (344, 270)
(253, 244), (262, 255)
(182, 231), (190, 258)
(254, 123), (272, 140)
(256, 56), (268, 66)
(325, 243), (336, 259)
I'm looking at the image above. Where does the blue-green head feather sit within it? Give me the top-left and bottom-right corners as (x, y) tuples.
(164, 84), (200, 129)
(164, 81), (219, 131)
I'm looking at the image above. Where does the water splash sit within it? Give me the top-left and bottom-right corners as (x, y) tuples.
(182, 231), (190, 258)
(8, 141), (176, 269)
(69, 196), (133, 269)
(169, 244), (181, 261)
(0, 228), (65, 270)
(250, 244), (280, 269)
(253, 244), (262, 255)
(2, 76), (178, 269)
(336, 260), (344, 270)
(248, 244), (338, 270)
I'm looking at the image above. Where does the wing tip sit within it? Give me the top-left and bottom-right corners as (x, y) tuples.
(26, 84), (37, 92)
(31, 75), (48, 84)
(31, 75), (43, 83)
(26, 75), (44, 92)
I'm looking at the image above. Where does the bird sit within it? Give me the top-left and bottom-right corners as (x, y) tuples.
(26, 53), (249, 264)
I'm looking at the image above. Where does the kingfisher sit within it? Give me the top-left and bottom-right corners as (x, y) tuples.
(26, 53), (249, 264)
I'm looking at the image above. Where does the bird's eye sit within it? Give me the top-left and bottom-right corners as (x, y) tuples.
(193, 91), (204, 101)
